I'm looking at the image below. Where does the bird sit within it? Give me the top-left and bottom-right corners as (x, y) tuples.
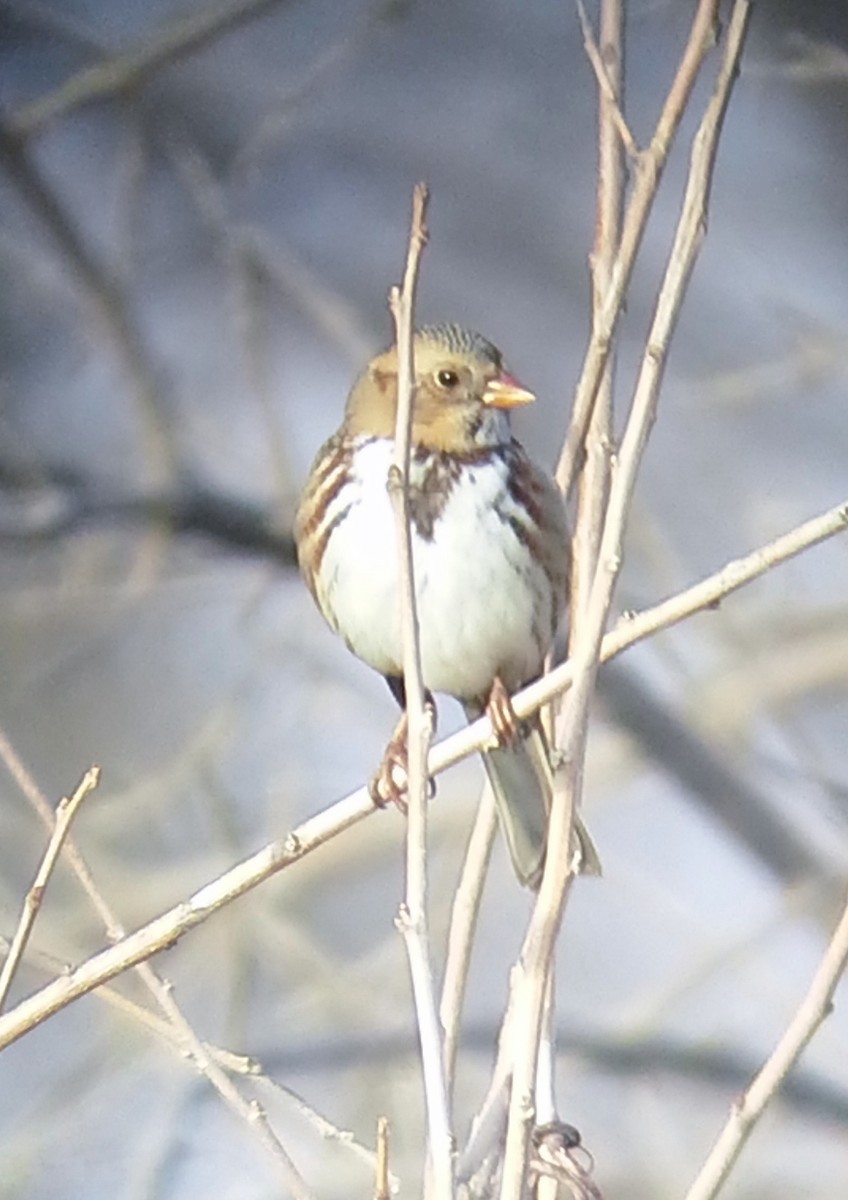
(294, 322), (598, 886)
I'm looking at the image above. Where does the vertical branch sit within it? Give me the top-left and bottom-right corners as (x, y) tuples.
(555, 0), (723, 499)
(500, 6), (751, 1198)
(387, 183), (454, 1200)
(375, 1116), (392, 1200)
(539, 8), (626, 1156)
(534, 973), (557, 1129)
(569, 0), (625, 636)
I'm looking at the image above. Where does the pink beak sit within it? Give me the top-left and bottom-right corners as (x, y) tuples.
(482, 370), (536, 409)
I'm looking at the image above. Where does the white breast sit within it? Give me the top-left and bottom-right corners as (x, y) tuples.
(315, 438), (559, 702)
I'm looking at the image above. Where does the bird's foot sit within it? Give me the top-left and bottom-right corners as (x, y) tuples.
(370, 713), (409, 811)
(369, 704), (438, 811)
(485, 675), (522, 747)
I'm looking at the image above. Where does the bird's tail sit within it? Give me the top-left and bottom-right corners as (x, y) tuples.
(465, 708), (602, 888)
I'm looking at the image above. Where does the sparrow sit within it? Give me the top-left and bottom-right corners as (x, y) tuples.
(294, 323), (598, 886)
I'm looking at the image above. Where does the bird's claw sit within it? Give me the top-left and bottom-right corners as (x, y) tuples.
(370, 747), (409, 812)
(369, 711), (436, 811)
(485, 675), (522, 746)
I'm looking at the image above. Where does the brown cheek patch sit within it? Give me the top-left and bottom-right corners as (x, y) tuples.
(371, 367), (394, 394)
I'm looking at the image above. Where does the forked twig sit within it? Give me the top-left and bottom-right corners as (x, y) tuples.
(556, 0), (725, 499)
(574, 0), (637, 160)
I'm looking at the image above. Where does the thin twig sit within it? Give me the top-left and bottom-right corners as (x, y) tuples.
(499, 774), (580, 1200)
(556, 0), (723, 499)
(574, 0), (637, 159)
(569, 0), (624, 636)
(535, 973), (558, 1128)
(534, 978), (560, 1200)
(152, 975), (318, 1200)
(0, 496), (843, 1053)
(500, 9), (752, 1196)
(440, 784), (498, 1102)
(0, 766), (100, 1012)
(683, 888), (848, 1200)
(536, 7), (625, 1168)
(460, 977), (517, 1184)
(375, 1116), (391, 1200)
(0, 927), (386, 1179)
(387, 183), (453, 1200)
(0, 731), (315, 1184)
(263, 1082), (389, 1182)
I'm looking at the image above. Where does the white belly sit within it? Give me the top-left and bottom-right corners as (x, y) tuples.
(314, 439), (558, 701)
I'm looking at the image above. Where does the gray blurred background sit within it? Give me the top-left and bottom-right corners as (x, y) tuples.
(1, 1), (848, 1197)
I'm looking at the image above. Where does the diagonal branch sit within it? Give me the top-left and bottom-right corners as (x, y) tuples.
(0, 766), (100, 1011)
(0, 496), (843, 1055)
(684, 887), (848, 1200)
(0, 731), (316, 1191)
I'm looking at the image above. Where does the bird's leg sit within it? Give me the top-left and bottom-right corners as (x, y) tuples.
(485, 675), (522, 747)
(370, 683), (438, 810)
(370, 711), (410, 810)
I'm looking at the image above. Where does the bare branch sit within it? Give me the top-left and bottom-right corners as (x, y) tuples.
(574, 0), (637, 160)
(375, 1116), (392, 1200)
(152, 975), (318, 1200)
(0, 765), (100, 1011)
(569, 0), (624, 638)
(0, 924), (387, 1179)
(0, 731), (316, 1182)
(684, 887), (848, 1200)
(556, 0), (724, 498)
(440, 785), (498, 1102)
(0, 497), (843, 1054)
(503, 8), (752, 1193)
(387, 183), (454, 1200)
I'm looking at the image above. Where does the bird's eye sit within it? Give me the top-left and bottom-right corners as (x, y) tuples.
(435, 367), (460, 389)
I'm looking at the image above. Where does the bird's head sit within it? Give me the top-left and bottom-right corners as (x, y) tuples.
(344, 323), (535, 452)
